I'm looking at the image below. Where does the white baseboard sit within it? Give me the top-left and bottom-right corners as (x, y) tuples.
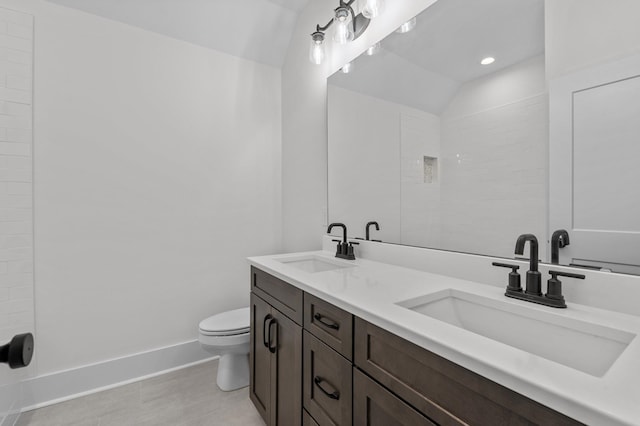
(20, 340), (215, 411)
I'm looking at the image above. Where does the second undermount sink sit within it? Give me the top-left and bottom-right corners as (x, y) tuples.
(277, 255), (354, 273)
(396, 289), (635, 377)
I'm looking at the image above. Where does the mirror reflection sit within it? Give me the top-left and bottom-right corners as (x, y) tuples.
(327, 0), (640, 274)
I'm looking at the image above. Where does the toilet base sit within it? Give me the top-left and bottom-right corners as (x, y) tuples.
(217, 353), (249, 391)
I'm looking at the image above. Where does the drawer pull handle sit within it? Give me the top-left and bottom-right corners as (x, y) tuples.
(267, 318), (278, 354)
(314, 313), (340, 330)
(262, 314), (273, 349)
(314, 376), (340, 400)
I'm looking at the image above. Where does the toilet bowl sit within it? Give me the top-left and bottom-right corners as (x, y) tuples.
(198, 307), (250, 391)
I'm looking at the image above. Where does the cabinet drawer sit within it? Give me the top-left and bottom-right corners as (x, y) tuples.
(304, 293), (353, 360)
(251, 266), (303, 325)
(354, 318), (583, 426)
(303, 331), (352, 426)
(303, 409), (321, 426)
(353, 368), (436, 426)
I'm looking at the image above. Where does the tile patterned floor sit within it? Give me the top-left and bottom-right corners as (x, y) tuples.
(16, 360), (265, 426)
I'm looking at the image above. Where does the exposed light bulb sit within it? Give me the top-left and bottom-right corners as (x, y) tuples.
(362, 0), (384, 19)
(333, 7), (354, 44)
(366, 42), (381, 56)
(480, 56), (495, 65)
(396, 17), (416, 34)
(309, 32), (325, 65)
(341, 62), (353, 74)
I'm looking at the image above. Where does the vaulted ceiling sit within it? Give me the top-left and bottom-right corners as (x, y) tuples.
(45, 0), (312, 67)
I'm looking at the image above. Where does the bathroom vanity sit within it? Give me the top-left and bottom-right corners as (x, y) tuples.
(247, 245), (640, 426)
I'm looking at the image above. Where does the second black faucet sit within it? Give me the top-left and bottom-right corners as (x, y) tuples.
(327, 223), (358, 260)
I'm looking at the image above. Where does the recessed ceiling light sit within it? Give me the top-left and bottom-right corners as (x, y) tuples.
(480, 57), (495, 65)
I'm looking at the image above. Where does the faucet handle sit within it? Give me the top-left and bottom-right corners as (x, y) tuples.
(331, 239), (343, 256)
(545, 270), (585, 308)
(492, 262), (522, 292)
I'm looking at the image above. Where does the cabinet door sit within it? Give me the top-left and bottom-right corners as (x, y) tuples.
(353, 368), (436, 426)
(271, 308), (303, 426)
(250, 293), (272, 424)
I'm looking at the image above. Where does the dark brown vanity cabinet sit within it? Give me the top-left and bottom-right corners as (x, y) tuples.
(250, 268), (303, 426)
(249, 266), (582, 426)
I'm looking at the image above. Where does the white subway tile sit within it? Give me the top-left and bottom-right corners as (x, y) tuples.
(0, 9), (33, 28)
(0, 220), (30, 233)
(8, 259), (31, 274)
(6, 127), (31, 143)
(0, 114), (30, 129)
(0, 194), (31, 208)
(0, 61), (30, 77)
(0, 86), (30, 104)
(0, 234), (30, 248)
(4, 156), (31, 170)
(0, 34), (32, 53)
(9, 285), (31, 300)
(8, 23), (32, 40)
(0, 297), (30, 313)
(0, 142), (29, 155)
(6, 182), (30, 194)
(4, 101), (30, 116)
(0, 207), (31, 221)
(0, 169), (31, 182)
(0, 272), (33, 287)
(0, 247), (32, 261)
(6, 74), (30, 91)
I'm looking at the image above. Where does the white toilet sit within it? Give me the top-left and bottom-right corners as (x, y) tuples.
(198, 307), (250, 391)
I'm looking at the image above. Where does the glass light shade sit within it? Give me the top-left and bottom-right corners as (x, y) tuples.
(333, 9), (354, 44)
(341, 62), (353, 74)
(396, 17), (417, 34)
(309, 35), (325, 65)
(362, 0), (384, 19)
(366, 42), (381, 56)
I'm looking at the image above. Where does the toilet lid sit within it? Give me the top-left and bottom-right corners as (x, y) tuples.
(199, 307), (250, 336)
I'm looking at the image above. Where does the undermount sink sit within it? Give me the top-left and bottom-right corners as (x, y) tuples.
(277, 255), (354, 273)
(397, 289), (635, 377)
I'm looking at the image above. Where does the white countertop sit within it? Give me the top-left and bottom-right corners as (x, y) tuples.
(248, 250), (640, 426)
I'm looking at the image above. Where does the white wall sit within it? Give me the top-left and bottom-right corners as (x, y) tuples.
(282, 0), (439, 252)
(0, 0), (282, 379)
(545, 0), (640, 79)
(439, 56), (548, 259)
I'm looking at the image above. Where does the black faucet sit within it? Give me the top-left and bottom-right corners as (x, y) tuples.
(365, 221), (380, 241)
(327, 223), (358, 260)
(496, 234), (586, 308)
(514, 234), (541, 296)
(550, 229), (570, 264)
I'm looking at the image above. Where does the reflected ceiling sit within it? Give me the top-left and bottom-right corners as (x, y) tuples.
(330, 0), (544, 114)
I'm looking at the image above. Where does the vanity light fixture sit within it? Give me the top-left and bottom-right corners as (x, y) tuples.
(481, 56), (496, 65)
(366, 42), (381, 56)
(309, 0), (380, 65)
(341, 62), (353, 73)
(396, 17), (416, 34)
(309, 31), (326, 65)
(361, 0), (384, 19)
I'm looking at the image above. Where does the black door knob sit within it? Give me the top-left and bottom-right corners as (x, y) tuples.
(0, 333), (34, 369)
